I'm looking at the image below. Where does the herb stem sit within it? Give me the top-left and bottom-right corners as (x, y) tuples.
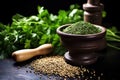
(107, 43), (120, 50)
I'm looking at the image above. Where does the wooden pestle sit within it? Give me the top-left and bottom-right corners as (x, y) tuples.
(12, 44), (53, 62)
(83, 0), (104, 25)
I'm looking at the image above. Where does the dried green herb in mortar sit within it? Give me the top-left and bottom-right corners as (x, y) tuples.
(63, 21), (101, 35)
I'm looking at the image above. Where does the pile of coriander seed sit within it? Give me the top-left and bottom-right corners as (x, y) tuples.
(29, 56), (103, 80)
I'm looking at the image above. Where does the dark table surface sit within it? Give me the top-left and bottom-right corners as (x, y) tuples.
(0, 46), (120, 80)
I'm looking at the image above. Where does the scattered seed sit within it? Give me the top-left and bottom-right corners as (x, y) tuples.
(26, 70), (28, 73)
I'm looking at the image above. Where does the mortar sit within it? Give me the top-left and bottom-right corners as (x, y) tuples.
(56, 24), (106, 66)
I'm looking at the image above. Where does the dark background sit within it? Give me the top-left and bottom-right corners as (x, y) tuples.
(0, 0), (119, 29)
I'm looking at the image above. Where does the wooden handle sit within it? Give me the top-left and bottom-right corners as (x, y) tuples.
(12, 44), (53, 62)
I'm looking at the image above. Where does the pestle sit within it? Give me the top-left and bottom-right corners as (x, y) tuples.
(83, 0), (104, 25)
(12, 44), (53, 62)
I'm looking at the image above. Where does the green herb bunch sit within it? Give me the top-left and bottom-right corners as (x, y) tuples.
(106, 27), (120, 50)
(0, 4), (84, 59)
